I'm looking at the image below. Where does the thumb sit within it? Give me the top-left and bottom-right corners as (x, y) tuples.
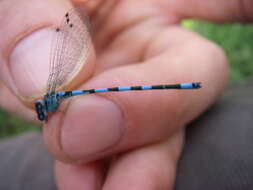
(0, 0), (95, 108)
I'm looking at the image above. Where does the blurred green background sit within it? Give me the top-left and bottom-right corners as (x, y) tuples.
(182, 20), (253, 83)
(0, 20), (253, 139)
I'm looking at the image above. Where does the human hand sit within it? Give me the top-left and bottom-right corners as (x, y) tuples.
(0, 0), (240, 189)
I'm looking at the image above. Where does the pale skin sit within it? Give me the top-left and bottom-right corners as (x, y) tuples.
(0, 0), (252, 189)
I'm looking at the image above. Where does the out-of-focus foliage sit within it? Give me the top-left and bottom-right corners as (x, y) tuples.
(182, 20), (253, 83)
(0, 109), (39, 139)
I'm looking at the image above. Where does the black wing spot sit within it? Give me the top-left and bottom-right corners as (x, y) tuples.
(56, 28), (60, 32)
(66, 18), (70, 23)
(69, 24), (73, 28)
(65, 12), (69, 17)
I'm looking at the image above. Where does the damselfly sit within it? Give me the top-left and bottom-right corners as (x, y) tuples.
(35, 8), (201, 121)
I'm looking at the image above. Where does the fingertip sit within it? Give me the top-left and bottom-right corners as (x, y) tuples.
(0, 0), (70, 101)
(44, 95), (125, 163)
(10, 28), (53, 98)
(1, 0), (96, 108)
(61, 95), (124, 160)
(102, 135), (183, 190)
(55, 161), (104, 190)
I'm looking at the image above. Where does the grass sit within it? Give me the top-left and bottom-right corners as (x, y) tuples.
(182, 20), (253, 83)
(0, 109), (39, 139)
(1, 20), (253, 138)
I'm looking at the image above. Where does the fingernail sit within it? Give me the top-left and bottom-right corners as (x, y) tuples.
(61, 95), (124, 160)
(9, 29), (53, 98)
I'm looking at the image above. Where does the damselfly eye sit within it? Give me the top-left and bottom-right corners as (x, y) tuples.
(35, 102), (43, 109)
(35, 101), (46, 121)
(38, 113), (46, 121)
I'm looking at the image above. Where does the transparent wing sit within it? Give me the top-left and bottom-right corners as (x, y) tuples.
(47, 7), (91, 93)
